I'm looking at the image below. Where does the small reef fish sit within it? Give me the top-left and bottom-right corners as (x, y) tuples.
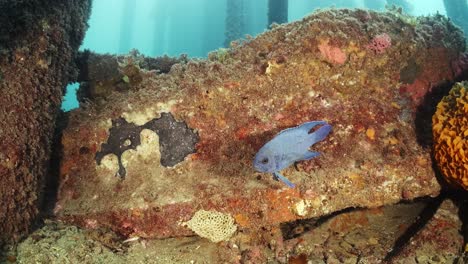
(253, 121), (332, 188)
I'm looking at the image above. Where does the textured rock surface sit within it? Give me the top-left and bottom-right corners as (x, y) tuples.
(0, 0), (91, 246)
(12, 220), (222, 263)
(11, 199), (464, 263)
(56, 9), (466, 239)
(389, 199), (463, 263)
(279, 199), (463, 263)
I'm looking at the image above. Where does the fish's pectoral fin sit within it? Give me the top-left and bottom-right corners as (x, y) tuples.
(273, 172), (296, 188)
(272, 172), (280, 181)
(294, 162), (300, 171)
(302, 151), (320, 161)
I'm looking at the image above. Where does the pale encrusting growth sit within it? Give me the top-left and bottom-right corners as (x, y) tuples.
(185, 210), (237, 243)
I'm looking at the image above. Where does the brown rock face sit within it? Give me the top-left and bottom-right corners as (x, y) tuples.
(0, 0), (91, 246)
(57, 9), (465, 239)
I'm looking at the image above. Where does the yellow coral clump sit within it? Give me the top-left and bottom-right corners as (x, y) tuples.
(432, 82), (468, 190)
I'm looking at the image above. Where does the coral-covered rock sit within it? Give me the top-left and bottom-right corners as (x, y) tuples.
(56, 9), (465, 239)
(0, 0), (91, 246)
(433, 82), (468, 190)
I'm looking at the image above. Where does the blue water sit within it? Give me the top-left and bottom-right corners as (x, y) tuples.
(61, 0), (448, 111)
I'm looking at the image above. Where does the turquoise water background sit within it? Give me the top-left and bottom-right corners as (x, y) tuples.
(61, 0), (448, 111)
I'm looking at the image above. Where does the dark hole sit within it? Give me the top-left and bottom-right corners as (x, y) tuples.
(79, 146), (90, 155)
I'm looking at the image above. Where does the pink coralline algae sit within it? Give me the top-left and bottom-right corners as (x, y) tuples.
(318, 39), (347, 65)
(366, 33), (392, 54)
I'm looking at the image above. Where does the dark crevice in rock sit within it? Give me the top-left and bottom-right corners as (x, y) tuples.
(42, 111), (69, 216)
(95, 113), (198, 178)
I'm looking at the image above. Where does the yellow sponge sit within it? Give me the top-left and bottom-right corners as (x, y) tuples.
(432, 82), (468, 190)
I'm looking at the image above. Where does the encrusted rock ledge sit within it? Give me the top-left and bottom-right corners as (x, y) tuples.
(56, 9), (466, 240)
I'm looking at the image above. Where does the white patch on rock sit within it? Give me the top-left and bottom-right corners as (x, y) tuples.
(96, 154), (120, 184)
(292, 199), (308, 216)
(121, 129), (161, 166)
(122, 100), (179, 126)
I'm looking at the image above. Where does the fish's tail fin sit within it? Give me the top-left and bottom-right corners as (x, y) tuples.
(308, 123), (332, 145)
(273, 172), (296, 188)
(299, 121), (327, 133)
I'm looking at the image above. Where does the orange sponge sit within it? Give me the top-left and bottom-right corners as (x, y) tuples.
(432, 82), (468, 190)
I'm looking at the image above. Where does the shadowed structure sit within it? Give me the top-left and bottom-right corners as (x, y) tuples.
(0, 0), (91, 247)
(443, 0), (468, 37)
(268, 0), (288, 26)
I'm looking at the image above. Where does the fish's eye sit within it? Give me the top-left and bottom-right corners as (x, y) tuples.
(261, 158), (269, 164)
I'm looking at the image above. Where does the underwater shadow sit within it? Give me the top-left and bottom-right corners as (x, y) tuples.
(413, 80), (455, 189)
(280, 206), (357, 240)
(454, 191), (468, 263)
(41, 111), (69, 217)
(383, 195), (445, 262)
(414, 80), (452, 149)
(414, 63), (468, 149)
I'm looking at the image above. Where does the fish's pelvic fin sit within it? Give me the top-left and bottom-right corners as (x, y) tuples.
(273, 172), (296, 188)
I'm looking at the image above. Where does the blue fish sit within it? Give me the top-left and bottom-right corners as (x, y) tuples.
(253, 121), (332, 188)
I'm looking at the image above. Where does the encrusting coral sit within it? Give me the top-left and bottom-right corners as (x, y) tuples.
(433, 82), (468, 190)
